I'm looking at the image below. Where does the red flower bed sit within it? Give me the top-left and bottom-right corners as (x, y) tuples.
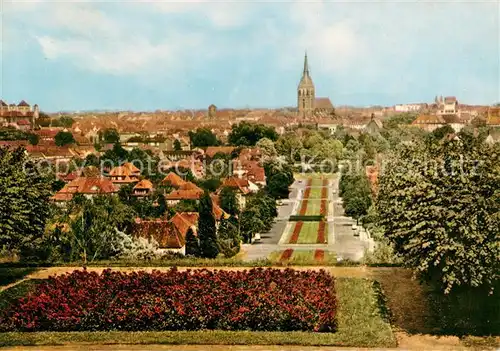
(314, 249), (325, 262)
(317, 221), (327, 244)
(289, 221), (303, 244)
(280, 249), (294, 261)
(299, 182), (312, 215)
(0, 268), (337, 333)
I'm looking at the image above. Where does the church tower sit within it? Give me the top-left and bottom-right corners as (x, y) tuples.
(297, 52), (315, 118)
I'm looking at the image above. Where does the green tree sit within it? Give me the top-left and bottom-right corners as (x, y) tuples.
(62, 195), (135, 263)
(376, 137), (500, 293)
(197, 192), (219, 258)
(0, 147), (52, 258)
(255, 137), (277, 158)
(27, 133), (39, 145)
(101, 128), (120, 144)
(264, 160), (294, 199)
(173, 139), (182, 151)
(220, 186), (239, 216)
(59, 116), (75, 128)
(217, 217), (240, 258)
(185, 228), (200, 256)
(55, 131), (75, 146)
(228, 122), (278, 146)
(188, 128), (219, 148)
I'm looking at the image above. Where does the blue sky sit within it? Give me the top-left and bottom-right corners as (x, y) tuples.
(1, 0), (499, 112)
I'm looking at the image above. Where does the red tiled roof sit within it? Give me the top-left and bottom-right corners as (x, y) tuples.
(161, 172), (187, 188)
(16, 120), (31, 126)
(165, 189), (203, 201)
(133, 179), (153, 190)
(221, 176), (250, 194)
(51, 176), (117, 201)
(315, 97), (334, 109)
(205, 146), (235, 158)
(170, 212), (199, 238)
(178, 181), (203, 192)
(133, 218), (185, 249)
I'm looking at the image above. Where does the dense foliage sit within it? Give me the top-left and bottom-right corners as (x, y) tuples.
(54, 131), (75, 146)
(339, 172), (372, 222)
(228, 122), (278, 146)
(264, 160), (294, 199)
(0, 268), (337, 332)
(377, 135), (500, 293)
(0, 147), (51, 258)
(240, 191), (278, 243)
(197, 192), (219, 258)
(188, 128), (220, 148)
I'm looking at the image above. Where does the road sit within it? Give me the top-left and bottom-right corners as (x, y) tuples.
(243, 175), (372, 262)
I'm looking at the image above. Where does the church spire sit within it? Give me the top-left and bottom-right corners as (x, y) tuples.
(303, 51), (309, 76)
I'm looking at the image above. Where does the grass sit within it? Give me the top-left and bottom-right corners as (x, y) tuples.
(295, 222), (321, 244)
(268, 250), (337, 265)
(0, 267), (37, 287)
(304, 199), (324, 215)
(0, 277), (396, 348)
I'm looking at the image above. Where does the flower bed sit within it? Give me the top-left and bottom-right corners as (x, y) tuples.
(299, 180), (312, 215)
(317, 221), (327, 244)
(0, 268), (337, 333)
(314, 249), (325, 262)
(289, 221), (304, 243)
(279, 249), (294, 261)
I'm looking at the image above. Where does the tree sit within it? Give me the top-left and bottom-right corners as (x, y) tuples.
(185, 228), (200, 256)
(376, 137), (500, 293)
(228, 122), (278, 146)
(59, 116), (75, 128)
(27, 133), (39, 145)
(188, 128), (219, 148)
(256, 137), (277, 159)
(173, 139), (182, 151)
(197, 192), (219, 258)
(101, 128), (120, 144)
(58, 195), (135, 263)
(220, 186), (239, 216)
(0, 147), (52, 258)
(275, 133), (303, 160)
(264, 160), (294, 199)
(217, 217), (240, 258)
(55, 131), (75, 146)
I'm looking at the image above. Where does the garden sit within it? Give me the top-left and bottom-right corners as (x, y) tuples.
(288, 177), (329, 244)
(0, 267), (396, 348)
(0, 268), (337, 333)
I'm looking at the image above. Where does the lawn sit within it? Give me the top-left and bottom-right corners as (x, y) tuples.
(268, 250), (337, 265)
(0, 267), (37, 287)
(295, 222), (318, 244)
(0, 277), (396, 347)
(304, 199), (324, 215)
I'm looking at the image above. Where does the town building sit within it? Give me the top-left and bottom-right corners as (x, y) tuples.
(51, 176), (118, 202)
(0, 100), (40, 129)
(297, 53), (335, 119)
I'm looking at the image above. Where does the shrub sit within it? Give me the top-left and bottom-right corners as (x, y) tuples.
(0, 268), (337, 333)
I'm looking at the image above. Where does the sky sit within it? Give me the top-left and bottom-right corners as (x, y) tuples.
(1, 0), (499, 112)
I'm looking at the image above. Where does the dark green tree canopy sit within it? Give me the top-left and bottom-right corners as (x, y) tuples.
(188, 128), (220, 148)
(0, 147), (52, 257)
(376, 137), (500, 293)
(55, 131), (75, 146)
(101, 128), (120, 144)
(197, 191), (219, 258)
(228, 122), (278, 146)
